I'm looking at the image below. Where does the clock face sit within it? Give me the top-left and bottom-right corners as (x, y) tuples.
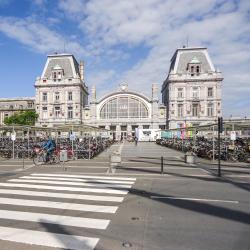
(121, 84), (127, 91)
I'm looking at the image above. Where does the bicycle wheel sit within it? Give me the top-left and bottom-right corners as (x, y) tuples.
(51, 154), (60, 164)
(33, 155), (44, 165)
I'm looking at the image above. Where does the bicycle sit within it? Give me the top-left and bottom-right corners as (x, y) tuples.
(32, 147), (60, 166)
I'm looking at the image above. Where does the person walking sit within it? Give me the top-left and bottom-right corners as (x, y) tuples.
(134, 136), (138, 146)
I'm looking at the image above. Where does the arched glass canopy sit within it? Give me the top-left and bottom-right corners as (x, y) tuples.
(100, 96), (149, 119)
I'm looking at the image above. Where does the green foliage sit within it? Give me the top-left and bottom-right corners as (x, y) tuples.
(4, 111), (38, 126)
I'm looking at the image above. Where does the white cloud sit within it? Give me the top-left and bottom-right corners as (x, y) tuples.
(0, 16), (86, 56)
(68, 0), (250, 116)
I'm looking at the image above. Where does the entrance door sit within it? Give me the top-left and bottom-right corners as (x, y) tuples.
(121, 131), (127, 141)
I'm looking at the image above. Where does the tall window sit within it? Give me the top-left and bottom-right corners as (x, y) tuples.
(42, 106), (47, 119)
(54, 106), (60, 118)
(55, 92), (60, 102)
(208, 87), (213, 97)
(177, 104), (183, 117)
(177, 88), (183, 98)
(192, 87), (199, 98)
(190, 66), (194, 76)
(196, 66), (200, 74)
(68, 92), (73, 101)
(53, 72), (57, 80)
(68, 106), (73, 119)
(207, 103), (213, 117)
(42, 92), (47, 102)
(192, 103), (199, 117)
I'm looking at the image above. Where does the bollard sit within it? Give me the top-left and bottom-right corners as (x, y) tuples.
(22, 151), (25, 169)
(161, 156), (164, 174)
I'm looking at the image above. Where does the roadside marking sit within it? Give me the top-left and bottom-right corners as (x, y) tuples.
(31, 173), (136, 181)
(0, 209), (109, 229)
(62, 166), (109, 168)
(0, 164), (24, 167)
(0, 183), (128, 195)
(150, 196), (239, 204)
(0, 189), (124, 202)
(9, 178), (132, 189)
(0, 226), (98, 250)
(224, 175), (250, 178)
(20, 175), (134, 184)
(0, 197), (118, 213)
(210, 167), (250, 170)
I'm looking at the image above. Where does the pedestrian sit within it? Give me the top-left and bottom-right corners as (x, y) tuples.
(135, 136), (138, 146)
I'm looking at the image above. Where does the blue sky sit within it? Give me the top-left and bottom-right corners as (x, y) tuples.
(0, 0), (250, 117)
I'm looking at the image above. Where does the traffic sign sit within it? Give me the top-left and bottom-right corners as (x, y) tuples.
(11, 131), (16, 141)
(230, 131), (236, 141)
(70, 133), (76, 141)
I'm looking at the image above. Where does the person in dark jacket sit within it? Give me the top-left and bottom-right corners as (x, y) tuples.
(42, 136), (56, 162)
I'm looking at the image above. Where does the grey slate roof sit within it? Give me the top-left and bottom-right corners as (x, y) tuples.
(43, 56), (79, 78)
(177, 51), (212, 73)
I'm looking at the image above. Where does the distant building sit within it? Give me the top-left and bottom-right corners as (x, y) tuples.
(162, 47), (223, 129)
(34, 53), (88, 127)
(0, 97), (35, 125)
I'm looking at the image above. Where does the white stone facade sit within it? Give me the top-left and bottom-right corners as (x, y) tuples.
(34, 54), (88, 127)
(162, 47), (223, 129)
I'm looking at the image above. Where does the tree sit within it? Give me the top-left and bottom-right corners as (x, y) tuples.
(4, 111), (38, 126)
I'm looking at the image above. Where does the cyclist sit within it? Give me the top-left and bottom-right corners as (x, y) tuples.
(42, 136), (56, 162)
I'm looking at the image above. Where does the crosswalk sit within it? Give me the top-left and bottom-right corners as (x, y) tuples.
(0, 173), (136, 250)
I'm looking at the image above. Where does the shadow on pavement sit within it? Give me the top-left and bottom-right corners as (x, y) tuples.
(129, 188), (250, 225)
(39, 219), (91, 249)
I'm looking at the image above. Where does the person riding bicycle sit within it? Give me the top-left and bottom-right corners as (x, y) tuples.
(42, 136), (56, 162)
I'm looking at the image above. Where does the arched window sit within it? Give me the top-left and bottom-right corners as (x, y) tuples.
(196, 66), (200, 73)
(100, 96), (149, 119)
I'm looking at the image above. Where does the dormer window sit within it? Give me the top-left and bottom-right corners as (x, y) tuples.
(187, 57), (201, 76)
(51, 64), (64, 82)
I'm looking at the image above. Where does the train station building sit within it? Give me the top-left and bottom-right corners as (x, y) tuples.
(0, 46), (224, 140)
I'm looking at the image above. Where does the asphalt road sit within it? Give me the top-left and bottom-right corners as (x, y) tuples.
(0, 142), (249, 250)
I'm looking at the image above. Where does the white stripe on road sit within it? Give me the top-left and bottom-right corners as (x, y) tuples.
(8, 179), (132, 189)
(0, 189), (124, 202)
(150, 196), (239, 204)
(0, 210), (109, 229)
(20, 176), (135, 184)
(0, 226), (98, 250)
(0, 183), (128, 195)
(31, 173), (136, 181)
(0, 197), (118, 213)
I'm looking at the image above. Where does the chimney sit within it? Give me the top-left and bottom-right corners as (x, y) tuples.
(91, 85), (96, 103)
(152, 83), (159, 101)
(79, 61), (84, 81)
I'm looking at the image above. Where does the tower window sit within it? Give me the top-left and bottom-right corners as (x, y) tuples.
(68, 92), (73, 101)
(68, 106), (73, 119)
(192, 103), (199, 116)
(42, 93), (47, 102)
(208, 87), (213, 97)
(177, 88), (184, 98)
(54, 106), (60, 118)
(207, 103), (213, 117)
(177, 104), (183, 117)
